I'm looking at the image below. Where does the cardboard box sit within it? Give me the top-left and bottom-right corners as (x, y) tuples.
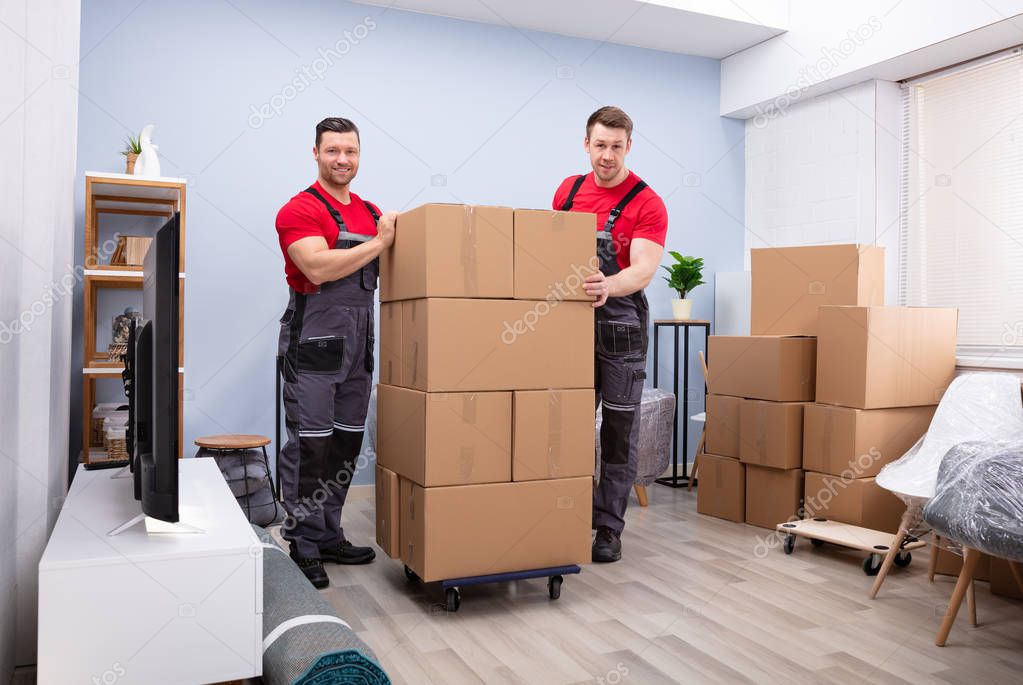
(399, 476), (592, 582)
(380, 204), (514, 302)
(401, 298), (593, 391)
(379, 302), (402, 386)
(705, 394), (742, 458)
(375, 465), (400, 558)
(802, 403), (936, 477)
(803, 472), (905, 534)
(933, 546), (991, 581)
(696, 453), (745, 522)
(376, 384), (511, 486)
(513, 389), (595, 481)
(990, 557), (1023, 600)
(708, 336), (817, 401)
(739, 400), (807, 469)
(816, 306), (958, 409)
(745, 466), (803, 529)
(513, 209), (596, 300)
(751, 244), (885, 336)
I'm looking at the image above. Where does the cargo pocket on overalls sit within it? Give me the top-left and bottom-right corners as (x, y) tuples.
(364, 327), (375, 374)
(296, 336), (344, 374)
(597, 321), (644, 357)
(625, 368), (647, 403)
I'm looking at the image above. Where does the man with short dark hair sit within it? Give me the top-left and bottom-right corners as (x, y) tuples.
(275, 117), (397, 588)
(553, 106), (668, 563)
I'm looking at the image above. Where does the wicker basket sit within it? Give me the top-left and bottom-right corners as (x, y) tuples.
(91, 403), (124, 448)
(105, 425), (128, 461)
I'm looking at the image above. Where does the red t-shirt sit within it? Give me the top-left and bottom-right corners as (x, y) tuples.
(275, 181), (380, 293)
(552, 171), (668, 270)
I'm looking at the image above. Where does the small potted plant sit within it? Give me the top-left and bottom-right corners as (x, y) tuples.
(661, 252), (704, 320)
(121, 133), (142, 174)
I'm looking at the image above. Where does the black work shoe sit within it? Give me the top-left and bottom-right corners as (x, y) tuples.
(293, 556), (329, 589)
(592, 526), (622, 563)
(320, 540), (376, 565)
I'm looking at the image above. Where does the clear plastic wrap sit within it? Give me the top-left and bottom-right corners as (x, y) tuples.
(596, 388), (676, 485)
(922, 440), (1023, 562)
(876, 372), (1023, 500)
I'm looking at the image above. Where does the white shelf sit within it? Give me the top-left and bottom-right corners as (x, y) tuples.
(84, 269), (186, 279)
(83, 367), (185, 375)
(85, 170), (187, 185)
(85, 171), (186, 213)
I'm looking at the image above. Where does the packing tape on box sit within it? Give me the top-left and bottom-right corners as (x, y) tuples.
(756, 408), (768, 464)
(459, 446), (474, 480)
(461, 393), (477, 424)
(547, 391), (563, 478)
(461, 206), (479, 296)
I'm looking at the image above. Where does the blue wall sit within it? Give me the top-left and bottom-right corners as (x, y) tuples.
(73, 0), (745, 484)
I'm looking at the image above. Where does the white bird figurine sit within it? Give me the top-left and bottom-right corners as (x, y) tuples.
(133, 124), (161, 177)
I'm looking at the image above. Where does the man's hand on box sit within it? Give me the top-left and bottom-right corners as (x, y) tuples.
(376, 211), (397, 248)
(584, 271), (610, 308)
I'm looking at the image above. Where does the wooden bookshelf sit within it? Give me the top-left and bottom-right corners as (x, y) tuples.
(81, 171), (186, 464)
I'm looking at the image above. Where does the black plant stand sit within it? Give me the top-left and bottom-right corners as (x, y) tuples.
(652, 319), (710, 488)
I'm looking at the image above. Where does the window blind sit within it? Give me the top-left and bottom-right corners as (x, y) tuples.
(900, 49), (1023, 366)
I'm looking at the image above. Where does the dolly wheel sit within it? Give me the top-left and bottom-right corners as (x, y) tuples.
(403, 565), (419, 582)
(548, 575), (563, 600)
(445, 587), (461, 612)
(894, 551), (912, 568)
(783, 534), (796, 555)
(863, 554), (883, 576)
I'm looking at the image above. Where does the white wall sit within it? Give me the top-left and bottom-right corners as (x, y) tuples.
(0, 0), (81, 671)
(743, 80), (901, 304)
(722, 0), (1023, 118)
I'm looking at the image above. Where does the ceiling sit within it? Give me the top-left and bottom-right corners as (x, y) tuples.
(351, 0), (789, 59)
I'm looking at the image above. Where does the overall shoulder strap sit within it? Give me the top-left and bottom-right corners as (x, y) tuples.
(362, 200), (381, 223)
(303, 186), (346, 229)
(603, 179), (648, 234)
(560, 174), (587, 211)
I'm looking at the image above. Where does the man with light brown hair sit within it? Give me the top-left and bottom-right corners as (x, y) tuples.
(553, 106), (668, 562)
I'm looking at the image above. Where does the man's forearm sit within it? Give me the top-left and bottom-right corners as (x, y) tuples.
(606, 266), (654, 299)
(304, 237), (386, 285)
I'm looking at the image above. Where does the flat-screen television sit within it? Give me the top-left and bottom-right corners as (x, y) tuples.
(135, 212), (180, 523)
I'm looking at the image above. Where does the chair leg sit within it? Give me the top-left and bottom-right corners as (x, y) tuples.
(936, 547), (982, 646)
(687, 430), (704, 492)
(869, 527), (908, 599)
(928, 535), (940, 582)
(967, 576), (977, 627)
(634, 484), (648, 507)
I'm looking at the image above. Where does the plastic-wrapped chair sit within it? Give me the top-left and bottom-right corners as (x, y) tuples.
(869, 372), (1023, 598)
(596, 387), (675, 506)
(922, 440), (1023, 645)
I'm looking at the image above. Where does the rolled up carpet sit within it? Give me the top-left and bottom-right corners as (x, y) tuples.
(253, 525), (390, 685)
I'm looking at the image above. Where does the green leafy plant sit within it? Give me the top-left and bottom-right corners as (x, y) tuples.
(120, 133), (142, 156)
(661, 252), (705, 299)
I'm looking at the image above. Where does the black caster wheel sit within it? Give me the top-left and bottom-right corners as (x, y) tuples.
(445, 587), (461, 612)
(863, 554), (883, 576)
(404, 565), (419, 582)
(548, 575), (563, 600)
(810, 538), (825, 548)
(783, 534), (796, 555)
(894, 551), (912, 568)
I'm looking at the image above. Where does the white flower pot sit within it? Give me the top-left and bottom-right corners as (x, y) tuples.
(672, 298), (693, 320)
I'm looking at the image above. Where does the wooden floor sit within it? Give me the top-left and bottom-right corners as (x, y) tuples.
(287, 486), (1023, 685)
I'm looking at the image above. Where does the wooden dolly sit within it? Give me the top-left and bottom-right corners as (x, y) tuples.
(777, 518), (928, 575)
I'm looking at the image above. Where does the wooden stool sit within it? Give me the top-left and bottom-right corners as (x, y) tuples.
(194, 434), (277, 508)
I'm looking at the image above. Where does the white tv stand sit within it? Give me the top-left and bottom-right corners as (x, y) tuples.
(38, 458), (263, 684)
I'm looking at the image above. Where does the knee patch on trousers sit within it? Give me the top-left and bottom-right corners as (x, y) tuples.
(600, 402), (637, 465)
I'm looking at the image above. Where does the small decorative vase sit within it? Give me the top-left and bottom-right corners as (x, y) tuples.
(671, 298), (693, 320)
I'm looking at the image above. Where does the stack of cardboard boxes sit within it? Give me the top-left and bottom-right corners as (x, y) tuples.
(807, 303), (957, 532)
(374, 204), (596, 582)
(695, 244), (949, 535)
(699, 244), (958, 532)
